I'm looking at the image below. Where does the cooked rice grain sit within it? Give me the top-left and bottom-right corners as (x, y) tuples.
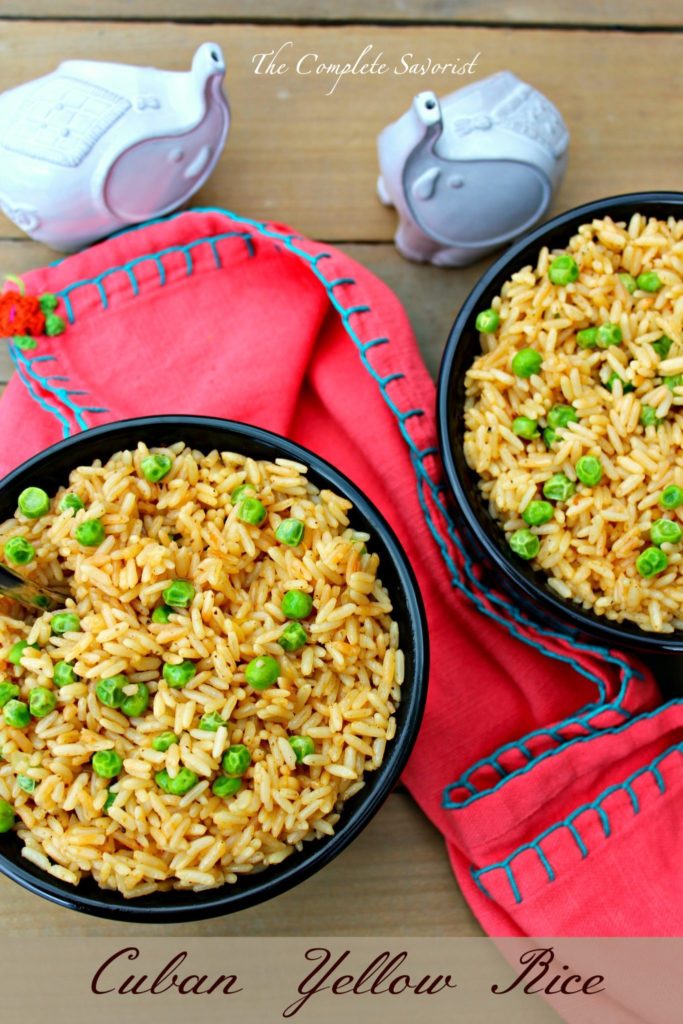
(464, 214), (683, 634)
(0, 444), (402, 894)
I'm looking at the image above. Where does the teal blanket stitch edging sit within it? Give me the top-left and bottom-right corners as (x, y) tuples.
(10, 207), (663, 909)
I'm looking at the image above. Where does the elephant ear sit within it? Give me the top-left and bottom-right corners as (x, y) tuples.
(104, 103), (227, 220)
(403, 141), (551, 250)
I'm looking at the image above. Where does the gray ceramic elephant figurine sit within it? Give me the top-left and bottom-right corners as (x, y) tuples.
(377, 72), (569, 267)
(0, 43), (230, 252)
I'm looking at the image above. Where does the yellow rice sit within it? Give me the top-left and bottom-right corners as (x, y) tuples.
(464, 213), (683, 634)
(0, 443), (402, 897)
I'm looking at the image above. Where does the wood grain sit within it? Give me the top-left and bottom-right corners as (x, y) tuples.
(0, 23), (681, 243)
(0, 793), (483, 936)
(2, 0), (680, 26)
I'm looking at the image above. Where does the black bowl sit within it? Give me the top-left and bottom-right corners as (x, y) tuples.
(438, 191), (683, 654)
(0, 415), (428, 921)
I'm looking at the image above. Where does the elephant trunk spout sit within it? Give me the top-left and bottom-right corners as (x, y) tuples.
(192, 43), (226, 89)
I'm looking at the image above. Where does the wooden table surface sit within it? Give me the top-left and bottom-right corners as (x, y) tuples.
(0, 1), (678, 936)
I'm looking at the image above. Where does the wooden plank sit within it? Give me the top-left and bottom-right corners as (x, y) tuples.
(0, 23), (681, 244)
(1, 0), (680, 27)
(0, 238), (57, 279)
(0, 791), (482, 935)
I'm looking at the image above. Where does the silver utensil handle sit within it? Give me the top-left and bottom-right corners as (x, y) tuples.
(0, 564), (68, 612)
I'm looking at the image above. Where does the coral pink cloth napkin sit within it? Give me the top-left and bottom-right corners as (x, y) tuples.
(0, 208), (679, 936)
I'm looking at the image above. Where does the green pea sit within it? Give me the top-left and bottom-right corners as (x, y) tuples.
(619, 273), (637, 295)
(74, 518), (105, 548)
(636, 271), (663, 293)
(121, 683), (149, 718)
(542, 427), (557, 448)
(151, 604), (173, 624)
(547, 404), (578, 430)
(665, 374), (683, 391)
(95, 675), (127, 709)
(576, 327), (598, 349)
(140, 454), (173, 483)
(543, 474), (576, 502)
(59, 493), (85, 513)
(8, 641), (40, 667)
(289, 735), (315, 764)
(275, 518), (305, 546)
(199, 711), (226, 732)
(548, 254), (579, 285)
(0, 682), (20, 708)
(156, 767), (198, 796)
(222, 744), (251, 777)
(17, 487), (50, 519)
(103, 788), (118, 812)
(53, 661), (76, 687)
(155, 769), (173, 793)
(512, 416), (539, 440)
(605, 372), (634, 394)
(522, 500), (554, 527)
(212, 775), (242, 798)
(640, 405), (660, 428)
(245, 655), (280, 691)
(475, 308), (500, 333)
(0, 799), (15, 833)
(636, 546), (668, 578)
(152, 731), (178, 753)
(511, 348), (542, 378)
(3, 700), (30, 728)
(4, 537), (35, 566)
(652, 335), (673, 359)
(162, 660), (197, 689)
(51, 612), (80, 635)
(281, 590), (313, 620)
(92, 750), (123, 779)
(8, 641), (30, 666)
(596, 323), (623, 348)
(650, 519), (683, 547)
(238, 497), (267, 526)
(17, 774), (36, 793)
(231, 483), (257, 504)
(660, 485), (683, 510)
(279, 621), (307, 652)
(29, 686), (57, 718)
(508, 528), (540, 560)
(162, 579), (195, 607)
(575, 456), (603, 487)
(33, 596), (49, 609)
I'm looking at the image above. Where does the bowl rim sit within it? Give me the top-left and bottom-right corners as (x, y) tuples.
(437, 190), (683, 653)
(0, 414), (429, 921)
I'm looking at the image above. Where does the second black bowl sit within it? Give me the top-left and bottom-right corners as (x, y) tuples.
(0, 415), (428, 921)
(438, 191), (683, 654)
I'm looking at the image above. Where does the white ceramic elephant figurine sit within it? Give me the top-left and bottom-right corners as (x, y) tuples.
(377, 72), (569, 267)
(0, 43), (230, 252)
